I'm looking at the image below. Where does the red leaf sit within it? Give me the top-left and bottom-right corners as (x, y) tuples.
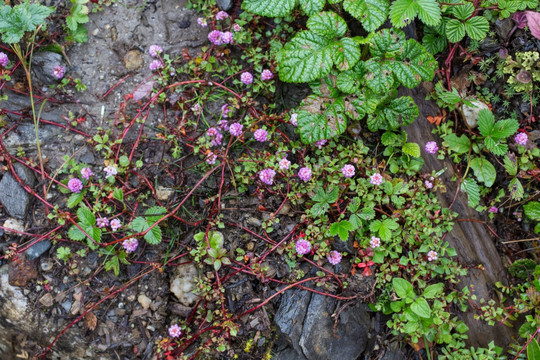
(132, 81), (155, 101)
(526, 11), (540, 40)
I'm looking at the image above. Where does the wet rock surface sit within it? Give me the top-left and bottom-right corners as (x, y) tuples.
(0, 163), (36, 219)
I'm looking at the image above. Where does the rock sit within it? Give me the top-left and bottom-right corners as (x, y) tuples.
(495, 18), (513, 41)
(479, 37), (499, 52)
(138, 294), (152, 309)
(31, 52), (65, 84)
(216, 0), (232, 10)
(3, 123), (58, 152)
(25, 240), (51, 260)
(156, 186), (174, 201)
(39, 293), (54, 307)
(40, 260), (53, 272)
(0, 163), (36, 219)
(459, 99), (490, 128)
(275, 288), (370, 360)
(178, 17), (191, 29)
(170, 263), (200, 307)
(2, 218), (25, 235)
(8, 256), (38, 287)
(123, 50), (143, 70)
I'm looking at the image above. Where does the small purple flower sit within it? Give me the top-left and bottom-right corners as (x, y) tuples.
(425, 180), (433, 189)
(314, 139), (327, 149)
(427, 250), (438, 262)
(341, 164), (355, 178)
(254, 129), (268, 142)
(370, 236), (381, 248)
(489, 206), (498, 214)
(229, 123), (243, 137)
(68, 178), (83, 193)
(261, 69), (273, 81)
(232, 23), (242, 32)
(221, 104), (231, 118)
(370, 173), (383, 186)
(96, 217), (109, 228)
(298, 167), (312, 182)
(295, 239), (312, 255)
(81, 167), (93, 180)
(206, 152), (218, 165)
(515, 132), (528, 146)
(148, 45), (163, 57)
(191, 103), (202, 115)
(279, 158), (291, 170)
(122, 238), (138, 253)
(290, 113), (298, 127)
(327, 250), (342, 265)
(110, 219), (122, 232)
(216, 11), (229, 20)
(0, 52), (8, 67)
(221, 31), (234, 44)
(259, 169), (276, 185)
(208, 30), (223, 45)
(425, 141), (439, 154)
(149, 59), (164, 71)
(169, 324), (182, 338)
(197, 17), (208, 27)
(240, 72), (253, 85)
(104, 165), (118, 177)
(207, 127), (223, 146)
(53, 65), (65, 79)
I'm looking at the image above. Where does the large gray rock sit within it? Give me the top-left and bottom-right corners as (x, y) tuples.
(31, 51), (65, 84)
(25, 240), (52, 260)
(275, 287), (371, 360)
(0, 163), (36, 219)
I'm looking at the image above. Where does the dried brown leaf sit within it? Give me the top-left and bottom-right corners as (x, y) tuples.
(84, 311), (97, 331)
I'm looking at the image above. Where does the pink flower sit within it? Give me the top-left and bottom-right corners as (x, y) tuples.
(208, 30), (224, 45)
(341, 164), (355, 178)
(221, 31), (234, 44)
(110, 219), (122, 232)
(68, 178), (83, 193)
(261, 69), (273, 81)
(370, 173), (383, 186)
(221, 104), (231, 118)
(53, 65), (65, 79)
(0, 52), (8, 67)
(327, 250), (342, 265)
(279, 158), (291, 170)
(425, 180), (433, 189)
(290, 113), (298, 127)
(425, 141), (439, 154)
(149, 59), (164, 71)
(489, 206), (498, 213)
(191, 103), (201, 115)
(515, 132), (528, 146)
(240, 72), (253, 85)
(207, 127), (223, 146)
(216, 11), (229, 20)
(314, 139), (327, 149)
(122, 238), (138, 253)
(169, 324), (182, 338)
(96, 217), (109, 228)
(370, 236), (381, 248)
(259, 169), (276, 185)
(81, 167), (93, 180)
(104, 165), (118, 177)
(427, 250), (438, 262)
(295, 239), (311, 255)
(254, 129), (268, 142)
(148, 45), (163, 57)
(298, 167), (312, 182)
(206, 152), (218, 164)
(229, 123), (243, 136)
(232, 23), (242, 32)
(197, 17), (207, 27)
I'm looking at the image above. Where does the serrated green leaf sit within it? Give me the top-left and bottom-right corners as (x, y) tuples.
(297, 97), (347, 143)
(370, 28), (406, 58)
(484, 137), (508, 156)
(524, 201), (540, 221)
(310, 203), (328, 217)
(492, 119), (519, 139)
(422, 26), (447, 54)
(66, 15), (78, 32)
(416, 0), (441, 26)
(393, 39), (437, 88)
(332, 38), (361, 71)
(470, 157), (496, 187)
(307, 11), (347, 38)
(509, 178), (524, 201)
(365, 59), (395, 93)
(462, 177), (480, 208)
(389, 0), (418, 28)
(360, 206), (375, 220)
(393, 277), (414, 299)
(299, 0), (326, 15)
(279, 31), (335, 83)
(349, 213), (362, 229)
(0, 3), (53, 43)
(348, 197), (361, 213)
(452, 2), (474, 21)
(329, 220), (354, 241)
(381, 131), (402, 146)
(67, 192), (84, 208)
(444, 133), (470, 154)
(71, 4), (89, 23)
(68, 225), (86, 241)
(337, 71), (361, 93)
(402, 142), (420, 157)
(113, 188), (124, 202)
(70, 23), (88, 43)
(377, 96), (419, 131)
(528, 338), (540, 360)
(465, 16), (489, 41)
(146, 206), (166, 222)
(343, 0), (389, 32)
(446, 19), (466, 43)
(423, 283), (444, 299)
(77, 206), (95, 226)
(478, 109), (495, 137)
(504, 155), (518, 176)
(131, 217), (149, 232)
(242, 0), (296, 17)
(144, 225), (162, 245)
(411, 297), (431, 318)
(350, 92), (379, 119)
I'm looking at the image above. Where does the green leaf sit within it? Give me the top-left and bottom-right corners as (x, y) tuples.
(307, 11), (348, 38)
(524, 201), (540, 221)
(504, 155), (518, 176)
(119, 155), (130, 167)
(389, 0), (418, 28)
(310, 203), (329, 217)
(144, 225), (162, 245)
(465, 16), (489, 41)
(360, 206), (376, 220)
(444, 133), (470, 154)
(411, 297), (432, 318)
(131, 217), (149, 232)
(393, 277), (414, 299)
(113, 188), (124, 202)
(68, 225), (86, 241)
(299, 0), (326, 15)
(67, 192), (84, 208)
(478, 109), (495, 137)
(332, 38), (361, 71)
(462, 177), (480, 208)
(77, 206), (95, 226)
(364, 59), (395, 93)
(446, 19), (466, 43)
(0, 2), (53, 43)
(528, 338), (540, 360)
(337, 71), (362, 93)
(452, 2), (474, 21)
(392, 39), (437, 88)
(376, 96), (419, 131)
(509, 178), (524, 201)
(470, 157), (496, 187)
(209, 231), (225, 249)
(329, 220), (354, 241)
(349, 213), (362, 229)
(66, 15), (78, 32)
(297, 97), (347, 143)
(422, 26), (447, 54)
(415, 0), (441, 26)
(279, 31), (334, 83)
(71, 4), (90, 24)
(105, 256), (120, 276)
(343, 0), (389, 32)
(423, 283), (444, 299)
(146, 206), (166, 222)
(484, 137), (508, 156)
(402, 142), (420, 157)
(242, 0), (296, 17)
(70, 23), (88, 43)
(492, 119), (519, 139)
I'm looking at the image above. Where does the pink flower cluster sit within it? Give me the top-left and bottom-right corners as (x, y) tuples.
(341, 164), (355, 178)
(298, 167), (312, 181)
(425, 180), (433, 189)
(241, 72), (253, 85)
(515, 132), (528, 146)
(229, 123), (243, 137)
(314, 139), (327, 149)
(259, 169), (276, 185)
(197, 17), (207, 27)
(425, 141), (439, 154)
(68, 178), (83, 193)
(149, 59), (164, 71)
(169, 324), (182, 338)
(207, 127), (223, 146)
(96, 217), (109, 228)
(81, 167), (93, 180)
(370, 236), (381, 248)
(327, 250), (342, 265)
(489, 206), (498, 213)
(53, 65), (65, 79)
(232, 23), (242, 32)
(148, 45), (163, 57)
(0, 52), (8, 67)
(122, 238), (138, 253)
(295, 239), (311, 255)
(370, 173), (383, 186)
(110, 219), (122, 232)
(254, 129), (268, 142)
(208, 30), (234, 45)
(279, 158), (291, 170)
(216, 11), (229, 20)
(427, 250), (438, 262)
(261, 69), (273, 81)
(206, 152), (218, 164)
(104, 165), (118, 177)
(221, 104), (231, 118)
(290, 113), (298, 127)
